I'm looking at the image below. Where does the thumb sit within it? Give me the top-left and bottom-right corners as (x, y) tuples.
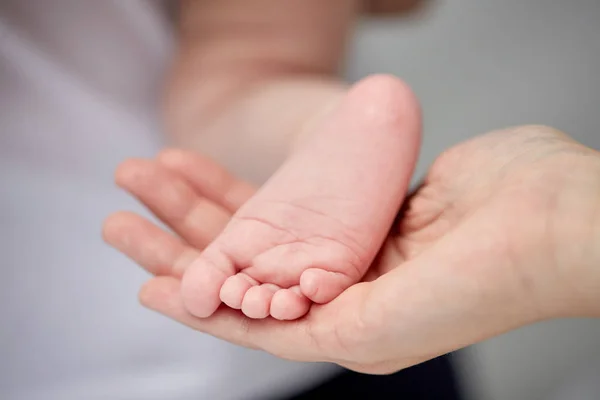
(360, 227), (545, 371)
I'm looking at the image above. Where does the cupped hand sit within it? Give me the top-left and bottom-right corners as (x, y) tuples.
(103, 125), (600, 374)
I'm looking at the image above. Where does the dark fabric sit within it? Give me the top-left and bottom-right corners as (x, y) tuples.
(280, 355), (462, 400)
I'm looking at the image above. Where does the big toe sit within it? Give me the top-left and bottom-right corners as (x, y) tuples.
(180, 249), (235, 318)
(300, 268), (353, 304)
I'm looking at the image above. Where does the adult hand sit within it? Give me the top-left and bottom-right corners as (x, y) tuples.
(104, 125), (600, 374)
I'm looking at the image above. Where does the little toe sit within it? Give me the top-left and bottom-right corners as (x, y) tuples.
(300, 268), (353, 304)
(220, 273), (258, 309)
(180, 247), (235, 318)
(270, 286), (311, 321)
(241, 284), (279, 319)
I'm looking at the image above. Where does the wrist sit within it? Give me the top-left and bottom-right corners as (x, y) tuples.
(544, 146), (600, 318)
(575, 151), (600, 317)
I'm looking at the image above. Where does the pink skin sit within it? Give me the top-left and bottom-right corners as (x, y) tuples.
(180, 75), (421, 320)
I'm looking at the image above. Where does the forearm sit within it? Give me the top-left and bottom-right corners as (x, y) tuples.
(164, 0), (356, 181)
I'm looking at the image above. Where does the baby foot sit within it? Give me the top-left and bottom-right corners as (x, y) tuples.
(180, 75), (421, 320)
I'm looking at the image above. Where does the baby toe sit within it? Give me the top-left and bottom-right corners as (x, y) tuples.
(270, 286), (311, 321)
(300, 268), (353, 304)
(220, 273), (258, 309)
(241, 284), (279, 319)
(180, 247), (236, 318)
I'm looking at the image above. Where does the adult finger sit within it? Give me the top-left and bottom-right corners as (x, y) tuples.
(157, 149), (255, 213)
(103, 211), (199, 278)
(115, 158), (232, 249)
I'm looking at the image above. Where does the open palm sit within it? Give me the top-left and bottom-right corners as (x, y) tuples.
(104, 126), (600, 374)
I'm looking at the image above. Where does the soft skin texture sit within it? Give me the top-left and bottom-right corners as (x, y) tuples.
(104, 121), (600, 375)
(164, 1), (426, 320)
(179, 76), (421, 321)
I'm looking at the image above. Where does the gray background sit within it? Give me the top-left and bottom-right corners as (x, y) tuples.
(347, 1), (600, 399)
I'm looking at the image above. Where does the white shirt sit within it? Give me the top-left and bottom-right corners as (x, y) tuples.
(0, 1), (338, 399)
